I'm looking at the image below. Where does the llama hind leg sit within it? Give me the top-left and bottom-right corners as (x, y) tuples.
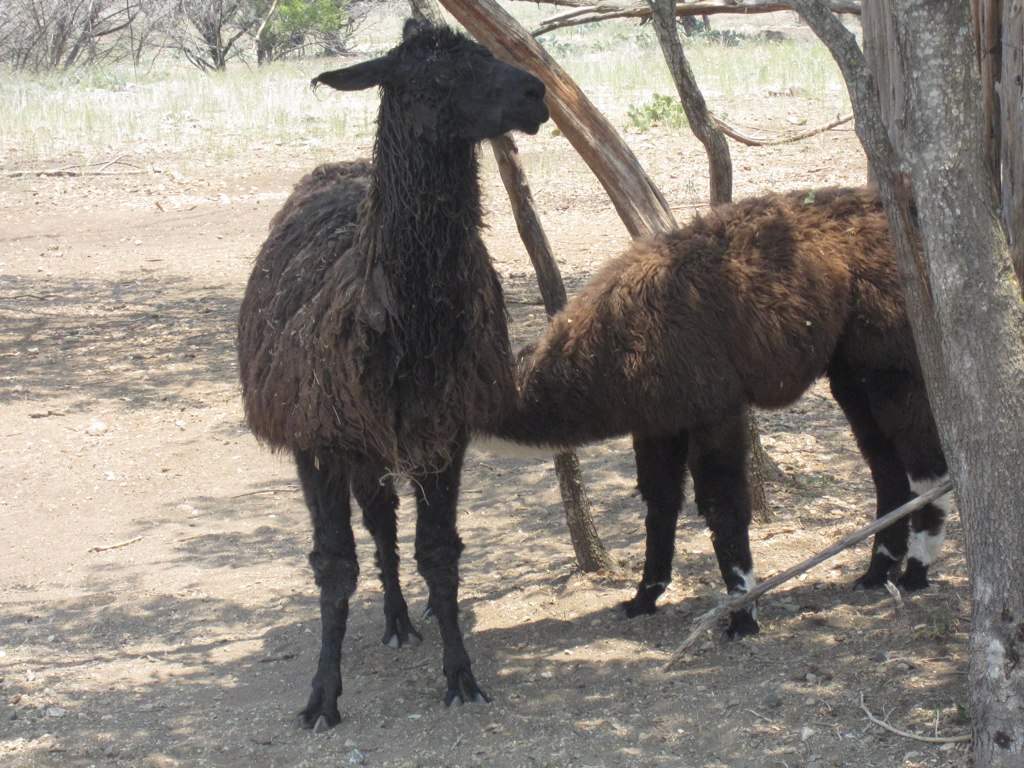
(293, 450), (359, 731)
(688, 417), (759, 638)
(886, 402), (949, 591)
(351, 465), (422, 649)
(899, 471), (951, 590)
(412, 438), (487, 707)
(622, 431), (689, 618)
(828, 360), (915, 589)
(844, 364), (950, 591)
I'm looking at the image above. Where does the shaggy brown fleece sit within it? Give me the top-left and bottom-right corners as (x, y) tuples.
(237, 157), (513, 473)
(503, 187), (915, 447)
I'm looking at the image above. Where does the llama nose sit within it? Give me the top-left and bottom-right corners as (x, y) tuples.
(522, 77), (546, 102)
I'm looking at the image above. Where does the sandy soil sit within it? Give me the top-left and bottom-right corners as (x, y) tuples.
(0, 43), (973, 768)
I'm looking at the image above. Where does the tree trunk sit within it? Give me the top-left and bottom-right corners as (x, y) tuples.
(998, 0), (1023, 279)
(490, 134), (620, 575)
(970, 0), (1023, 285)
(408, 0), (445, 25)
(793, 1), (1024, 763)
(970, 0), (1002, 186)
(890, 4), (1024, 762)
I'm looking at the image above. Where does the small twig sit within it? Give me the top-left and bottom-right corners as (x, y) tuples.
(664, 479), (953, 669)
(884, 580), (904, 615)
(89, 536), (143, 553)
(258, 652), (297, 663)
(3, 157), (146, 178)
(859, 693), (970, 744)
(711, 112), (854, 146)
(228, 486), (299, 498)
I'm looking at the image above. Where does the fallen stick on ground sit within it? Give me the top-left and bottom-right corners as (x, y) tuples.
(89, 536), (143, 553)
(859, 692), (970, 743)
(664, 477), (954, 669)
(228, 486), (299, 498)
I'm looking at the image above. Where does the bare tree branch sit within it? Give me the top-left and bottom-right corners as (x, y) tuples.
(529, 1), (862, 36)
(711, 111), (854, 146)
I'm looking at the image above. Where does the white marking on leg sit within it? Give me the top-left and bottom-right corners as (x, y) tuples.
(909, 473), (952, 514)
(643, 580), (670, 591)
(731, 567), (758, 620)
(907, 473), (950, 565)
(875, 543), (899, 562)
(907, 527), (947, 566)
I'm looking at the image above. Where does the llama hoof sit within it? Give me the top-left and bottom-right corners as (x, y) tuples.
(443, 672), (489, 709)
(383, 628), (423, 649)
(852, 572), (893, 591)
(724, 610), (760, 640)
(382, 618), (423, 649)
(621, 583), (664, 618)
(895, 567), (930, 592)
(294, 708), (341, 732)
(620, 596), (658, 619)
(445, 690), (489, 709)
(295, 689), (342, 732)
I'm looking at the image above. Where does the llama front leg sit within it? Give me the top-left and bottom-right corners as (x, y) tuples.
(412, 440), (487, 708)
(688, 418), (759, 638)
(622, 431), (689, 617)
(351, 465), (422, 648)
(293, 451), (359, 732)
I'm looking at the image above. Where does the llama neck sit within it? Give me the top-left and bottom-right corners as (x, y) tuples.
(357, 100), (483, 290)
(351, 95), (497, 417)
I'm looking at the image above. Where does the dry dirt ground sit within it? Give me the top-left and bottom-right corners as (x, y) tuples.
(1, 51), (973, 768)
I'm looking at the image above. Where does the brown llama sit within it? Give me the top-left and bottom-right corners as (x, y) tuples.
(494, 187), (950, 637)
(236, 20), (548, 731)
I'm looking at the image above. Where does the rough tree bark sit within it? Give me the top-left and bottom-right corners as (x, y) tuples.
(792, 1), (1024, 763)
(972, 0), (1024, 282)
(997, 1), (1023, 279)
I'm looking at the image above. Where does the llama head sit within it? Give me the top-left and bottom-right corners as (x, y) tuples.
(311, 19), (549, 142)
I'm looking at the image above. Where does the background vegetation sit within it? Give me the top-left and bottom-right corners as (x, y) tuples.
(0, 2), (850, 170)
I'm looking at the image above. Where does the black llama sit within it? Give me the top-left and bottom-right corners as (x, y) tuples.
(237, 20), (548, 730)
(494, 187), (950, 637)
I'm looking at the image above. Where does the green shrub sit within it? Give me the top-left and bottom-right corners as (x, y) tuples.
(626, 93), (687, 132)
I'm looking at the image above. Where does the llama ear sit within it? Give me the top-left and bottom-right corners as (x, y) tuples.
(402, 17), (433, 41)
(311, 55), (395, 92)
